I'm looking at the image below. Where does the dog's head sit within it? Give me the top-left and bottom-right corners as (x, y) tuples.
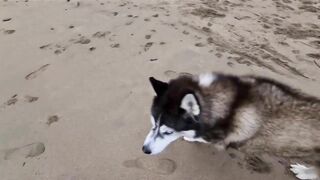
(142, 76), (202, 155)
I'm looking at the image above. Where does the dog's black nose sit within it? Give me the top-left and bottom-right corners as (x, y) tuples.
(142, 146), (151, 154)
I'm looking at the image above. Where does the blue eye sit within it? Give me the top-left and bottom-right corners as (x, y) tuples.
(163, 131), (173, 135)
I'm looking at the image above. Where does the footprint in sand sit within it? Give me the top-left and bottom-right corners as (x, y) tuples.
(39, 43), (52, 50)
(2, 18), (12, 22)
(3, 29), (15, 34)
(54, 49), (62, 55)
(74, 36), (91, 44)
(1, 94), (38, 110)
(144, 42), (153, 51)
(149, 58), (158, 62)
(5, 94), (18, 106)
(40, 43), (67, 55)
(0, 142), (45, 161)
(164, 70), (192, 78)
(0, 94), (18, 110)
(164, 70), (177, 78)
(309, 40), (320, 49)
(145, 34), (151, 39)
(179, 72), (192, 76)
(89, 47), (96, 51)
(24, 95), (39, 103)
(307, 53), (320, 59)
(195, 42), (205, 47)
(47, 115), (59, 126)
(125, 20), (134, 26)
(25, 64), (50, 80)
(110, 43), (120, 48)
(123, 157), (177, 175)
(92, 31), (110, 38)
(182, 30), (190, 35)
(227, 62), (234, 67)
(244, 155), (272, 174)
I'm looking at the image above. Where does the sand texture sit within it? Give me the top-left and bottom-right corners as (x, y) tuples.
(0, 0), (319, 179)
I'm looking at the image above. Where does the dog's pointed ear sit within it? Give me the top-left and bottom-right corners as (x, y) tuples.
(149, 77), (168, 96)
(180, 94), (200, 116)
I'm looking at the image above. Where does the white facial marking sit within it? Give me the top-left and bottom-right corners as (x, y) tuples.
(150, 116), (156, 128)
(143, 120), (203, 154)
(180, 94), (200, 115)
(143, 116), (158, 150)
(143, 117), (206, 154)
(143, 122), (183, 155)
(159, 125), (174, 134)
(290, 164), (319, 180)
(199, 73), (216, 87)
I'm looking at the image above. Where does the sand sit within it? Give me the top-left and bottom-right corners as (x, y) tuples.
(0, 0), (319, 179)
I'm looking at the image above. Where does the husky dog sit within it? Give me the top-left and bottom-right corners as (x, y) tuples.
(142, 72), (320, 180)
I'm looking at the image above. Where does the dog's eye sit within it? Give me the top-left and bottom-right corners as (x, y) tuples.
(163, 131), (173, 135)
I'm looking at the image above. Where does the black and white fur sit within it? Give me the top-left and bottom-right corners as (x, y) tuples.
(142, 72), (320, 180)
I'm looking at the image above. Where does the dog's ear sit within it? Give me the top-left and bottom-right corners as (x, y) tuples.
(149, 77), (168, 96)
(180, 94), (200, 116)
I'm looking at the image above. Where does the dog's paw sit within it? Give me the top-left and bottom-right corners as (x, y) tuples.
(290, 163), (319, 180)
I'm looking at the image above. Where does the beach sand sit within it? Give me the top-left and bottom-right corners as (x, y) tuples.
(0, 0), (319, 179)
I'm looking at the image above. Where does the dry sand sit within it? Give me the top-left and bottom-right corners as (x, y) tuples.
(0, 0), (319, 179)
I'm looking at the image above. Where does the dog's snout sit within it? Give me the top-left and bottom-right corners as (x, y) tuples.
(142, 145), (151, 154)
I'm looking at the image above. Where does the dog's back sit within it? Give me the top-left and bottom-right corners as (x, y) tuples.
(232, 76), (320, 179)
(237, 76), (320, 157)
